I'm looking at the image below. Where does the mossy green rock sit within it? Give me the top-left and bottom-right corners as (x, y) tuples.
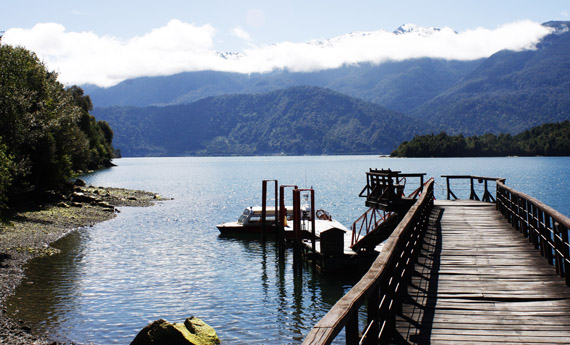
(130, 317), (220, 345)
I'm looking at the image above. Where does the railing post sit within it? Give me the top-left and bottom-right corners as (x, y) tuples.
(496, 183), (502, 213)
(554, 222), (563, 276)
(513, 195), (522, 232)
(365, 287), (379, 344)
(538, 209), (548, 259)
(544, 215), (554, 265)
(469, 177), (479, 200)
(520, 197), (529, 238)
(506, 191), (513, 225)
(560, 223), (570, 287)
(446, 176), (451, 200)
(345, 310), (359, 345)
(531, 203), (540, 249)
(495, 181), (570, 288)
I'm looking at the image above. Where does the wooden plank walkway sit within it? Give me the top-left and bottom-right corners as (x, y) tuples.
(393, 200), (570, 344)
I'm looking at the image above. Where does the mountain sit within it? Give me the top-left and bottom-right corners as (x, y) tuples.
(92, 86), (432, 157)
(412, 21), (570, 135)
(86, 59), (481, 113)
(87, 21), (570, 156)
(393, 23), (444, 36)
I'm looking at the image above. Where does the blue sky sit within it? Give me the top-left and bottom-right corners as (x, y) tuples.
(1, 0), (568, 86)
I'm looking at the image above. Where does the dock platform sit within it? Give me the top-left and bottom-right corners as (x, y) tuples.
(301, 175), (570, 345)
(394, 200), (570, 344)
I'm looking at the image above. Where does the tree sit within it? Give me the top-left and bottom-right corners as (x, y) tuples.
(0, 45), (116, 207)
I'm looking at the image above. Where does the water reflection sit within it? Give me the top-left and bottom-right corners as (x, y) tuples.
(215, 234), (356, 343)
(7, 231), (87, 343)
(5, 156), (570, 344)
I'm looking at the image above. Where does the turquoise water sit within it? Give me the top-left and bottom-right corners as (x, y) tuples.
(6, 156), (570, 344)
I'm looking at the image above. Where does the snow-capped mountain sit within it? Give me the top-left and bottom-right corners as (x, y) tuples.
(393, 24), (443, 36)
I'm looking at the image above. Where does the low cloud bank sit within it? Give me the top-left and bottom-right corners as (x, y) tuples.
(4, 19), (552, 87)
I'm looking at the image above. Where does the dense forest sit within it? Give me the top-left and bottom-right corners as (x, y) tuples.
(413, 21), (570, 135)
(93, 86), (431, 157)
(390, 121), (570, 157)
(0, 45), (115, 211)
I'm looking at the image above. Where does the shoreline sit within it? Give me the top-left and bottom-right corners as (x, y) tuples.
(0, 185), (163, 344)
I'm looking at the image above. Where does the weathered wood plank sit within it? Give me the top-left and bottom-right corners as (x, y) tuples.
(393, 201), (570, 344)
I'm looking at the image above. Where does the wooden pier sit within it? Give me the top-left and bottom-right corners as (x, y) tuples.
(302, 175), (570, 345)
(395, 200), (570, 344)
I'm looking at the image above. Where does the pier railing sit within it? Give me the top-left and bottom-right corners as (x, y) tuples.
(496, 181), (570, 286)
(302, 178), (434, 345)
(442, 175), (506, 202)
(351, 207), (392, 248)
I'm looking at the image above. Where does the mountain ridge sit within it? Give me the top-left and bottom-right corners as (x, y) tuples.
(411, 20), (570, 135)
(92, 86), (432, 156)
(89, 21), (570, 156)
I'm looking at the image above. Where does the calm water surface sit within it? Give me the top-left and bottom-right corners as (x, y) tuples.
(6, 156), (570, 344)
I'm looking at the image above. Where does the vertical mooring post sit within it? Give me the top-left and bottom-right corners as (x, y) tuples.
(310, 189), (316, 256)
(261, 179), (278, 242)
(262, 181), (267, 241)
(292, 188), (302, 272)
(279, 185), (298, 245)
(292, 188), (316, 271)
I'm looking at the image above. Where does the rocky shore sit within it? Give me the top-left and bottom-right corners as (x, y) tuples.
(0, 183), (163, 344)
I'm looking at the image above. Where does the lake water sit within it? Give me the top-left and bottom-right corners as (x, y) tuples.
(6, 156), (570, 344)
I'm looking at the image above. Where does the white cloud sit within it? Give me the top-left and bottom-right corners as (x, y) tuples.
(3, 19), (553, 87)
(231, 26), (252, 41)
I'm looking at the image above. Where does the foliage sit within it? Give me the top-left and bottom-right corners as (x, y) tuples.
(93, 86), (433, 157)
(0, 138), (13, 210)
(413, 22), (570, 135)
(87, 59), (481, 114)
(390, 121), (570, 157)
(0, 45), (115, 208)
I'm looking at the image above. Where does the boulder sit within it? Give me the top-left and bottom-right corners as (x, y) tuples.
(74, 179), (86, 186)
(130, 317), (220, 345)
(71, 192), (96, 203)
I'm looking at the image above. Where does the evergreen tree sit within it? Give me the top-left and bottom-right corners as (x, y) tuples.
(0, 45), (115, 208)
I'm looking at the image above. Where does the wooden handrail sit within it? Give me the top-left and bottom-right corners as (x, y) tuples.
(302, 178), (435, 345)
(496, 180), (570, 286)
(351, 207), (391, 248)
(441, 175), (505, 202)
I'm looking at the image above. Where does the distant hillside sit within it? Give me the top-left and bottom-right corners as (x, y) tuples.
(391, 121), (570, 157)
(85, 21), (570, 139)
(87, 21), (570, 156)
(92, 86), (432, 156)
(412, 21), (570, 135)
(86, 59), (481, 113)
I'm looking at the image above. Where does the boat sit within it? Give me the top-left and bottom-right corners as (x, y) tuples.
(216, 206), (292, 235)
(217, 195), (349, 238)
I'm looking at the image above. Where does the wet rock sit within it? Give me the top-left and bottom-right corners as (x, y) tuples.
(71, 192), (96, 203)
(97, 201), (115, 210)
(130, 317), (220, 345)
(74, 179), (86, 186)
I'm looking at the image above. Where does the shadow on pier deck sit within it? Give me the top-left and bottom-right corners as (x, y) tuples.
(394, 200), (570, 344)
(302, 174), (570, 345)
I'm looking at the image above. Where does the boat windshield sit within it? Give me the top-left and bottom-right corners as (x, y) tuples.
(237, 214), (248, 224)
(237, 208), (251, 224)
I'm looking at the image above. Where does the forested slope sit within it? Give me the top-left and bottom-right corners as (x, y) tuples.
(0, 45), (115, 209)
